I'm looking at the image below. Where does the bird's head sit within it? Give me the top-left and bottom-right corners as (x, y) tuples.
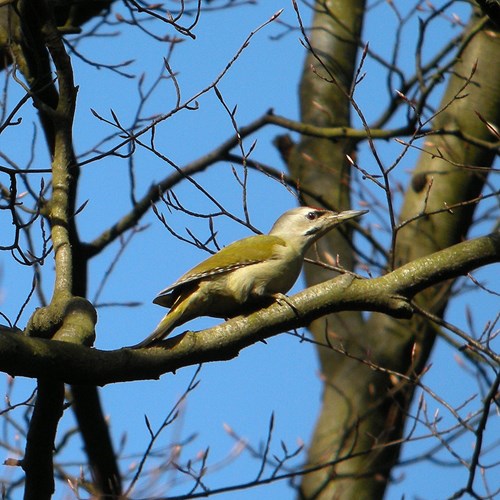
(269, 206), (368, 252)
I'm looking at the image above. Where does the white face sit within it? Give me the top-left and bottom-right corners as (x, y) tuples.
(269, 207), (367, 246)
(270, 208), (335, 237)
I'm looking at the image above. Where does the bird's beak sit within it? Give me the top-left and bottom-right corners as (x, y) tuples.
(313, 209), (368, 238)
(333, 209), (369, 222)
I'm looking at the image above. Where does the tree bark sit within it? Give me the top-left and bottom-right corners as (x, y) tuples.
(7, 2), (122, 496)
(287, 5), (500, 499)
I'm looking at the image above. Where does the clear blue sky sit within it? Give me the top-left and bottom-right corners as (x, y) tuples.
(0, 1), (498, 498)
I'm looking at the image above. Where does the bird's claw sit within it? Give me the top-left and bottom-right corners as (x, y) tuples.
(272, 293), (300, 317)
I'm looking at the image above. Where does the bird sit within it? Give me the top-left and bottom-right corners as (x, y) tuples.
(133, 206), (367, 348)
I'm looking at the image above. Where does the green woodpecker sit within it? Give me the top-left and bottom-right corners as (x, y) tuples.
(134, 207), (367, 348)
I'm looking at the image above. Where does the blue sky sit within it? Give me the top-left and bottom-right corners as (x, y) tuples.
(0, 1), (498, 498)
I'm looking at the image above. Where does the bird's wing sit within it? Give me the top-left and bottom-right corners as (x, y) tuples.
(153, 234), (286, 306)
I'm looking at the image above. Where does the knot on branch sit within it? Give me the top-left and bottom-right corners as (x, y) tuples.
(53, 297), (97, 346)
(386, 294), (414, 319)
(25, 296), (97, 346)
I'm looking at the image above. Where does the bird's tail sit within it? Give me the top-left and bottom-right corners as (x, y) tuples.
(130, 291), (192, 348)
(130, 312), (177, 348)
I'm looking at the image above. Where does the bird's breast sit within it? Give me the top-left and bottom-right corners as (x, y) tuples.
(159, 245), (304, 319)
(225, 249), (303, 301)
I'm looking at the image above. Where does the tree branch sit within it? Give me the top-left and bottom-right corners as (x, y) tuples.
(1, 232), (497, 385)
(22, 379), (64, 499)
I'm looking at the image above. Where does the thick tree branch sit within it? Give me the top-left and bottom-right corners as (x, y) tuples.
(1, 232), (497, 384)
(8, 1), (120, 496)
(22, 379), (64, 499)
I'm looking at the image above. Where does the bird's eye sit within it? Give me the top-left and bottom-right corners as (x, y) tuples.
(306, 211), (318, 221)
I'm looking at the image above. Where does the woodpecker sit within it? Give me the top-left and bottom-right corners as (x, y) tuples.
(133, 207), (367, 347)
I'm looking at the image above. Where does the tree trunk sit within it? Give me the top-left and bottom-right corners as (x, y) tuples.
(285, 4), (500, 499)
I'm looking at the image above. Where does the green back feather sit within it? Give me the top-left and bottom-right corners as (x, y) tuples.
(157, 234), (286, 299)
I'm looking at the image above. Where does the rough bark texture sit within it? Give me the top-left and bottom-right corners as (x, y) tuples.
(285, 4), (500, 499)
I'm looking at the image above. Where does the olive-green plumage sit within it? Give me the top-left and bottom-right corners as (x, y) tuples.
(133, 207), (367, 348)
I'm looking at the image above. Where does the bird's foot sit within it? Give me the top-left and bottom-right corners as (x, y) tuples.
(272, 293), (299, 317)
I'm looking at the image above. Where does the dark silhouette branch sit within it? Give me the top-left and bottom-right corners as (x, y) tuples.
(21, 379), (64, 500)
